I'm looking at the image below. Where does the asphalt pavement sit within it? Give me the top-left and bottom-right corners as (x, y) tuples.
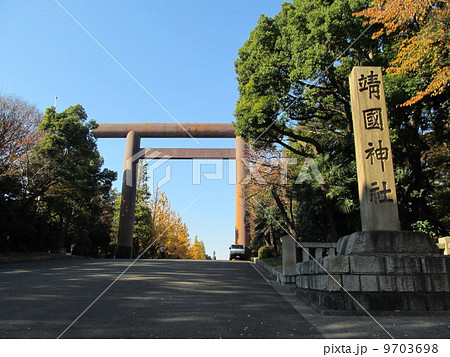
(0, 259), (321, 338)
(1, 258), (449, 339)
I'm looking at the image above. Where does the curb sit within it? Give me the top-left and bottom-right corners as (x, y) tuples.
(254, 258), (297, 285)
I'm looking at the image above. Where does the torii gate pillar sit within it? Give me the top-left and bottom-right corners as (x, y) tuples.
(117, 130), (141, 258)
(235, 136), (249, 246)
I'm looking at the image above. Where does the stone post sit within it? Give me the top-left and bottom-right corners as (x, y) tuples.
(117, 130), (141, 258)
(302, 248), (310, 262)
(235, 136), (249, 246)
(282, 235), (297, 276)
(349, 66), (400, 231)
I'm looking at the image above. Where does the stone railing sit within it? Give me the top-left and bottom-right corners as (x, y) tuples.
(277, 239), (339, 284)
(296, 242), (338, 263)
(437, 237), (450, 255)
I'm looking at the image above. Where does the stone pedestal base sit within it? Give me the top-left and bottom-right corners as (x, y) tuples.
(295, 231), (450, 313)
(294, 289), (450, 315)
(116, 246), (133, 259)
(337, 231), (439, 255)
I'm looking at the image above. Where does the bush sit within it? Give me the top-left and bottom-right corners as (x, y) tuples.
(258, 245), (276, 259)
(410, 220), (441, 240)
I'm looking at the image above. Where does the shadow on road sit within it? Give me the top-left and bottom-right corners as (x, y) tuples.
(0, 259), (321, 338)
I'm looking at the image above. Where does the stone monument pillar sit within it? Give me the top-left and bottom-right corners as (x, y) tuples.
(349, 66), (400, 231)
(338, 67), (436, 254)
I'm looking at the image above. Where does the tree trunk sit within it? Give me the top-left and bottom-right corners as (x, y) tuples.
(270, 186), (297, 237)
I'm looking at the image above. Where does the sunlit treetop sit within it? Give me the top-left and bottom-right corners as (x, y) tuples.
(355, 0), (450, 106)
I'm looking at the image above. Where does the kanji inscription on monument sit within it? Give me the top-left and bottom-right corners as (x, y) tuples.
(349, 67), (400, 231)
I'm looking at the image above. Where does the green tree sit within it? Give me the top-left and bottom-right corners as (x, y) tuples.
(33, 105), (116, 254)
(234, 0), (378, 153)
(235, 0), (375, 243)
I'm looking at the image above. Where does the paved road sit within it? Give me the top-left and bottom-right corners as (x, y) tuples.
(0, 259), (321, 338)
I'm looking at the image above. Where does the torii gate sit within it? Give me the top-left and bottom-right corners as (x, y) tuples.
(93, 123), (249, 258)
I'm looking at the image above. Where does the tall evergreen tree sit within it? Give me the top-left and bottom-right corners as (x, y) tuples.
(33, 105), (116, 253)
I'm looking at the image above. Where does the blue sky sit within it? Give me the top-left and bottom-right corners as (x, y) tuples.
(0, 0), (283, 259)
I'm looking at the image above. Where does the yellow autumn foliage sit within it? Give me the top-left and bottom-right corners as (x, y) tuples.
(355, 0), (449, 106)
(149, 190), (193, 259)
